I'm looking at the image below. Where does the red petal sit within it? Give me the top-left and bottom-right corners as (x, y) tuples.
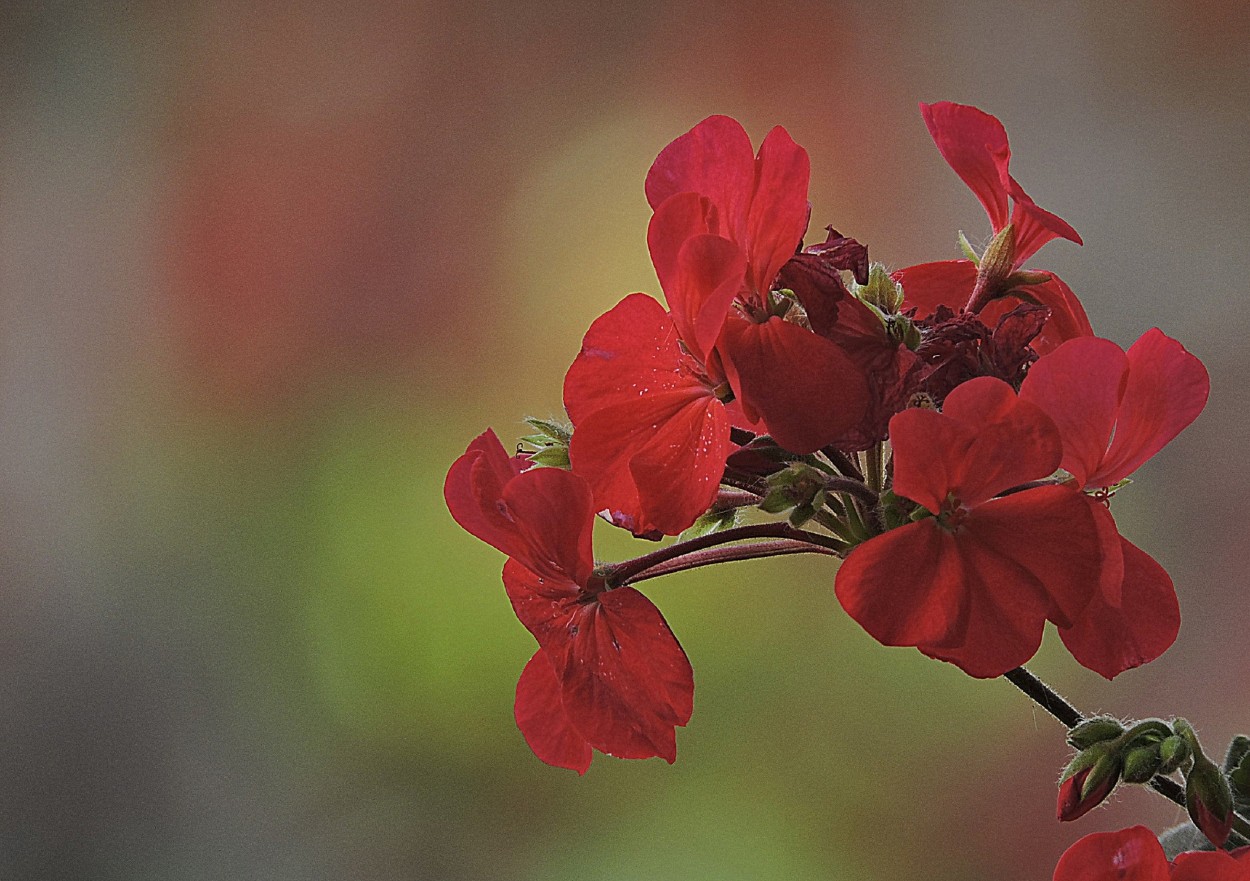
(895, 259), (978, 320)
(514, 650), (593, 774)
(920, 102), (1012, 231)
(1052, 827), (1170, 881)
(835, 519), (971, 650)
(891, 377), (1062, 510)
(451, 434), (594, 583)
(1008, 176), (1083, 264)
(1020, 337), (1128, 488)
(669, 233), (747, 364)
(1060, 531), (1179, 680)
(645, 116), (755, 237)
(648, 191), (716, 294)
(569, 388), (730, 536)
(838, 488), (1103, 678)
(564, 294), (729, 536)
(444, 429), (525, 552)
(718, 316), (868, 453)
(1171, 849), (1250, 881)
(509, 565), (694, 762)
(564, 293), (710, 424)
(500, 467), (596, 585)
(743, 125), (810, 295)
(917, 487), (1103, 677)
(1092, 328), (1210, 487)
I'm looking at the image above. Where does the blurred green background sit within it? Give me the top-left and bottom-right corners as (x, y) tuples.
(1, 1), (1247, 879)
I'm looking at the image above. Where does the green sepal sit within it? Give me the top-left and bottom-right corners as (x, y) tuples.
(1159, 735), (1191, 776)
(522, 417), (572, 444)
(1122, 746), (1163, 784)
(1228, 738), (1250, 811)
(1067, 717), (1125, 750)
(957, 231), (980, 265)
(527, 445), (571, 469)
(679, 507), (741, 541)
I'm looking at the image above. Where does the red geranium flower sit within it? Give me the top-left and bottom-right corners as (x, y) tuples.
(444, 430), (694, 772)
(1053, 826), (1250, 881)
(645, 116), (868, 452)
(834, 377), (1110, 677)
(897, 101), (1091, 354)
(1020, 329), (1210, 678)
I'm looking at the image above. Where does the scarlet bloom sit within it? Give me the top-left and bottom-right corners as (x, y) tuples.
(645, 115), (869, 452)
(834, 377), (1109, 678)
(1053, 826), (1250, 881)
(1020, 329), (1210, 678)
(444, 430), (694, 772)
(898, 101), (1091, 354)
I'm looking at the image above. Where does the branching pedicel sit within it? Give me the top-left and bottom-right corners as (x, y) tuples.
(445, 102), (1250, 877)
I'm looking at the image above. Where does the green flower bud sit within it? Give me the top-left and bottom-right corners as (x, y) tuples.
(1158, 735), (1190, 776)
(1068, 717), (1126, 750)
(1122, 746), (1163, 784)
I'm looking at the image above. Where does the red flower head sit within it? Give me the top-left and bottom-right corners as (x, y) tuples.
(834, 377), (1109, 677)
(645, 116), (869, 453)
(897, 102), (1092, 354)
(1020, 329), (1210, 678)
(445, 430), (694, 772)
(1053, 826), (1250, 881)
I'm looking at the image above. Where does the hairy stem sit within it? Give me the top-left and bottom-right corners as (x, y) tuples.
(604, 523), (845, 587)
(627, 539), (842, 583)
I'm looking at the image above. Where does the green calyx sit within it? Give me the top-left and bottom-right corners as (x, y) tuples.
(519, 417), (574, 469)
(852, 263), (905, 314)
(1067, 716), (1125, 750)
(759, 464), (829, 525)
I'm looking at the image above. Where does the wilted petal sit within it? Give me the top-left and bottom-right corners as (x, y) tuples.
(515, 650), (593, 774)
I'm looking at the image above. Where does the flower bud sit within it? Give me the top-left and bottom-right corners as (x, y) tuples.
(1121, 746), (1163, 784)
(1185, 758), (1235, 847)
(1158, 735), (1190, 776)
(1058, 744), (1121, 822)
(1068, 717), (1125, 750)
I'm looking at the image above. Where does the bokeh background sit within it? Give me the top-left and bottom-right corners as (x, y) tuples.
(1, 1), (1248, 879)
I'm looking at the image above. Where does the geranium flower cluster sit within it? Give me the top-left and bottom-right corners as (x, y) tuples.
(445, 103), (1211, 782)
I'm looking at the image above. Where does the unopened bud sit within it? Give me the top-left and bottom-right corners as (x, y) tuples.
(1122, 746), (1163, 784)
(1058, 743), (1121, 822)
(1158, 735), (1190, 775)
(1186, 758), (1235, 847)
(1068, 717), (1125, 750)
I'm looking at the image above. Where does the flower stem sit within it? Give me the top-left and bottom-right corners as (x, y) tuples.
(604, 523), (845, 587)
(627, 539), (841, 583)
